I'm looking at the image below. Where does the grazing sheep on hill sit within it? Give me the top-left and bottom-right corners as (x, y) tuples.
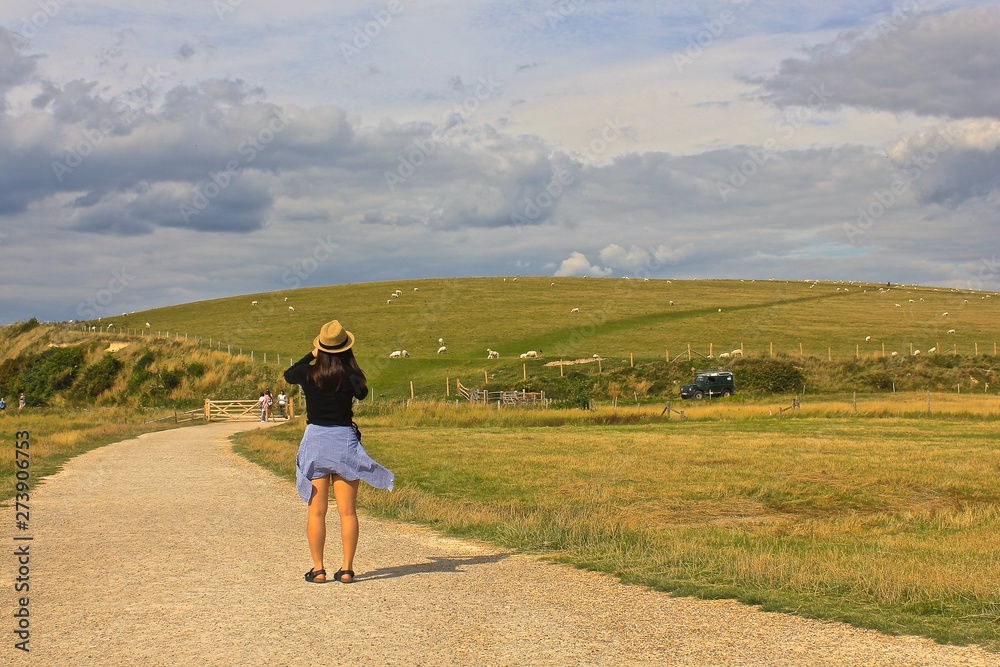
(288, 306), (295, 311)
(570, 308), (580, 313)
(284, 297), (288, 301)
(865, 336), (871, 342)
(387, 300), (392, 305)
(718, 352), (731, 359)
(487, 349), (500, 359)
(947, 329), (956, 334)
(913, 350), (921, 356)
(891, 351), (899, 357)
(519, 350), (539, 359)
(389, 350), (403, 359)
(414, 287), (418, 292)
(731, 349), (744, 357)
(929, 346), (937, 353)
(252, 300), (258, 306)
(437, 345), (447, 354)
(669, 300), (674, 306)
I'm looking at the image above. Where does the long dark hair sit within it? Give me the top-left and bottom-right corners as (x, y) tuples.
(306, 347), (367, 394)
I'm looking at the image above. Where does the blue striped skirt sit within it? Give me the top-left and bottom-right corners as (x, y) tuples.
(295, 423), (395, 503)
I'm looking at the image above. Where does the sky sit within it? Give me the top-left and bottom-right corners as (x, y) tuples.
(1, 0), (998, 324)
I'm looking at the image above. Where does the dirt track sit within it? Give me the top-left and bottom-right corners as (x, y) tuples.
(2, 421), (997, 666)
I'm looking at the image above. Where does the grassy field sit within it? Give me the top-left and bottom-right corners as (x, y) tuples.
(233, 402), (1000, 650)
(68, 277), (1000, 401)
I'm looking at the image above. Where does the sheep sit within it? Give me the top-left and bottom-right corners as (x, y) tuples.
(718, 352), (732, 359)
(731, 349), (744, 357)
(891, 351), (899, 357)
(145, 322), (151, 328)
(718, 308), (722, 313)
(438, 338), (445, 346)
(414, 288), (419, 292)
(437, 345), (447, 354)
(669, 300), (674, 306)
(942, 312), (949, 316)
(894, 303), (902, 307)
(865, 335), (871, 342)
(912, 349), (921, 356)
(570, 308), (580, 313)
(519, 350), (539, 359)
(387, 300), (392, 305)
(402, 350), (409, 357)
(288, 306), (295, 312)
(284, 297), (288, 301)
(487, 349), (500, 359)
(928, 346), (937, 353)
(389, 350), (403, 359)
(252, 300), (258, 306)
(947, 329), (956, 334)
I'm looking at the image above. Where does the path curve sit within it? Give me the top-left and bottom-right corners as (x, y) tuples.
(2, 421), (997, 666)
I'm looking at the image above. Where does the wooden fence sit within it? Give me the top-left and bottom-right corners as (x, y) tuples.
(455, 380), (546, 406)
(204, 399), (295, 422)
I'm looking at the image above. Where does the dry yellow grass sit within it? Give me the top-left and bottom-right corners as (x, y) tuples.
(233, 405), (1000, 648)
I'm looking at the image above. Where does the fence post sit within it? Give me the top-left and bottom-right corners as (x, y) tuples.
(523, 364), (527, 381)
(447, 377), (451, 397)
(560, 361), (564, 377)
(828, 347), (832, 362)
(687, 344), (692, 361)
(410, 381), (415, 400)
(770, 342), (773, 358)
(853, 391), (857, 413)
(630, 352), (634, 367)
(927, 390), (931, 413)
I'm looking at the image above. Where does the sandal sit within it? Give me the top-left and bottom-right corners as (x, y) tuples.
(333, 569), (355, 584)
(304, 568), (328, 584)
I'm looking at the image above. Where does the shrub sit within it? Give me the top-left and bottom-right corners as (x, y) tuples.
(186, 361), (207, 378)
(72, 353), (124, 401)
(17, 346), (87, 406)
(730, 357), (805, 394)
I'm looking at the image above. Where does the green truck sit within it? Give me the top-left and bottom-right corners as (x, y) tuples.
(679, 370), (735, 399)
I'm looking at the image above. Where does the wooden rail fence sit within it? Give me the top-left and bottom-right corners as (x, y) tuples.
(204, 399), (295, 422)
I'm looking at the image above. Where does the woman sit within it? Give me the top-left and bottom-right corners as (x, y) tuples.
(284, 320), (394, 584)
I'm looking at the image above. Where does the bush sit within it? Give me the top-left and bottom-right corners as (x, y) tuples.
(186, 361), (206, 378)
(730, 357), (805, 394)
(16, 346), (87, 406)
(72, 353), (124, 401)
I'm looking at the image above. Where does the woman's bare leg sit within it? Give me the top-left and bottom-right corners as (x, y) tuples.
(331, 476), (360, 581)
(306, 476), (331, 581)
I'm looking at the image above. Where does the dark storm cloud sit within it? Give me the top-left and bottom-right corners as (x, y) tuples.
(753, 7), (1000, 120)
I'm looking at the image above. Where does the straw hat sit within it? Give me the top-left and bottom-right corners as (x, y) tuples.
(312, 320), (355, 354)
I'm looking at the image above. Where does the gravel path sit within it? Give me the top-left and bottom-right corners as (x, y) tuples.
(2, 421), (997, 666)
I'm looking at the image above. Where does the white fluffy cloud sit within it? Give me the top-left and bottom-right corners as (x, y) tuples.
(555, 252), (613, 277)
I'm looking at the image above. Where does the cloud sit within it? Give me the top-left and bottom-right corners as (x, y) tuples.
(554, 252), (613, 277)
(753, 7), (1000, 120)
(0, 28), (41, 109)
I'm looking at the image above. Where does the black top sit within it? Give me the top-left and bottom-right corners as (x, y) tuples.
(283, 353), (368, 426)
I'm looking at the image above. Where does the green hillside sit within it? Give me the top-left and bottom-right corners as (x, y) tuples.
(6, 277), (997, 406)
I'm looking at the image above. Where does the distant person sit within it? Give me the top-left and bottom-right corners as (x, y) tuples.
(258, 391), (268, 422)
(18, 394), (25, 411)
(284, 319), (394, 584)
(264, 389), (274, 421)
(277, 391), (288, 418)
(0, 397), (5, 411)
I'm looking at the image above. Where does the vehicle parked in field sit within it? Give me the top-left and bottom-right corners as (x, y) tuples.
(679, 370), (735, 399)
